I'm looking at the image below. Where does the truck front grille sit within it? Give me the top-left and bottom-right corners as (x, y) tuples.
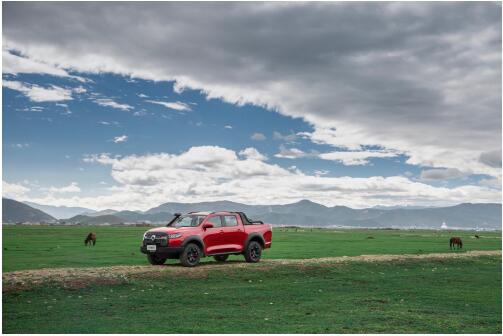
(143, 232), (168, 246)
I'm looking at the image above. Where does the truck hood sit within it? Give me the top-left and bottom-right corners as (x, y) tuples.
(145, 226), (194, 234)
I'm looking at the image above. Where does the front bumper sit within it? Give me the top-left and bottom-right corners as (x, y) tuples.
(140, 244), (184, 257)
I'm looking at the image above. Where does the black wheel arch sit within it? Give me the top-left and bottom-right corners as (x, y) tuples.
(244, 233), (265, 249)
(182, 236), (205, 256)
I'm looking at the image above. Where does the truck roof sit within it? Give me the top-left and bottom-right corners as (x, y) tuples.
(186, 211), (237, 216)
(185, 211), (264, 225)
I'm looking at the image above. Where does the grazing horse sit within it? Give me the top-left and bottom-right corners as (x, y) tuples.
(85, 233), (97, 246)
(449, 237), (463, 250)
(475, 235), (480, 239)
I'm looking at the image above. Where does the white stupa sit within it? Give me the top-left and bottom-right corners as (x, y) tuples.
(440, 222), (448, 229)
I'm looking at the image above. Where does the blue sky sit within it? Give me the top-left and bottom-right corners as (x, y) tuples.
(3, 71), (423, 185)
(2, 2), (501, 210)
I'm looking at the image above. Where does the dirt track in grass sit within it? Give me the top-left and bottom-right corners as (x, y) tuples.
(3, 250), (500, 291)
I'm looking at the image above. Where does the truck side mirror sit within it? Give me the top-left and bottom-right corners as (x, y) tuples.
(202, 223), (214, 230)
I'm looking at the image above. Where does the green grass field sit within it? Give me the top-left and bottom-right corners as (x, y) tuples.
(2, 225), (501, 271)
(3, 256), (501, 333)
(3, 225), (501, 333)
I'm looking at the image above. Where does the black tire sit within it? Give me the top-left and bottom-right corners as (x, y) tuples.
(180, 243), (201, 267)
(213, 255), (229, 262)
(244, 241), (262, 263)
(147, 254), (166, 265)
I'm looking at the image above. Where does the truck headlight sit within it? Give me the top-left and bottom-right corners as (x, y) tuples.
(143, 232), (148, 239)
(168, 233), (182, 239)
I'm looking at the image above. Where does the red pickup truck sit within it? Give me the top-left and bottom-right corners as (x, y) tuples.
(140, 211), (272, 267)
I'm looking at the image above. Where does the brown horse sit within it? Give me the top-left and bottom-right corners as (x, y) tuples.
(85, 233), (97, 246)
(449, 237), (462, 250)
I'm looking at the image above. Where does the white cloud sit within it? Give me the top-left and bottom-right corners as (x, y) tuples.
(28, 145), (498, 210)
(239, 147), (267, 161)
(319, 150), (399, 166)
(2, 181), (30, 199)
(146, 100), (191, 111)
(273, 131), (297, 143)
(3, 80), (73, 102)
(30, 106), (44, 112)
(138, 93), (148, 98)
(224, 125), (233, 129)
(420, 168), (466, 181)
(275, 145), (321, 159)
(314, 170), (329, 176)
(113, 135), (128, 143)
(48, 182), (81, 194)
(94, 98), (133, 111)
(250, 132), (266, 141)
(73, 86), (87, 93)
(10, 143), (30, 149)
(479, 150), (502, 168)
(479, 177), (502, 189)
(99, 121), (119, 126)
(275, 145), (310, 159)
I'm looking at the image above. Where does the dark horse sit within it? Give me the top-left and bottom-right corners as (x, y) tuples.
(449, 237), (463, 250)
(85, 233), (97, 246)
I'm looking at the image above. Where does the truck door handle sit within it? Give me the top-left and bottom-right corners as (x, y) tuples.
(219, 230), (224, 233)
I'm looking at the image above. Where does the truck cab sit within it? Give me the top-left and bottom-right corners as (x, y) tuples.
(140, 211), (272, 267)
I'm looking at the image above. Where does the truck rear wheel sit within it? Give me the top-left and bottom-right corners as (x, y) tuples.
(244, 241), (262, 263)
(213, 255), (229, 262)
(180, 243), (201, 267)
(147, 254), (166, 265)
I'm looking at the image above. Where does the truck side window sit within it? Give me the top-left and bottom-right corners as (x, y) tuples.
(224, 215), (238, 227)
(207, 216), (223, 228)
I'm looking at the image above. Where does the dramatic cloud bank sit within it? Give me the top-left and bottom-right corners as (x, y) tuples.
(18, 146), (499, 210)
(3, 2), (501, 209)
(3, 2), (501, 180)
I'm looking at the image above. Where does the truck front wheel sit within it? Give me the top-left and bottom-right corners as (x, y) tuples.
(147, 254), (166, 265)
(180, 243), (201, 267)
(244, 241), (262, 263)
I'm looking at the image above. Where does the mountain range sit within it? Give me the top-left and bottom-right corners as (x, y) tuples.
(24, 201), (94, 219)
(3, 198), (502, 230)
(3, 198), (56, 223)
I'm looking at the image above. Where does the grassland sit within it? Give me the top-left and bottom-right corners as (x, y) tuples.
(3, 225), (501, 333)
(3, 256), (501, 333)
(2, 225), (501, 271)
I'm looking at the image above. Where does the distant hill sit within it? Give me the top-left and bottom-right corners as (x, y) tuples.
(145, 200), (502, 230)
(113, 210), (174, 223)
(3, 198), (56, 223)
(8, 198), (502, 230)
(64, 214), (124, 225)
(83, 209), (119, 217)
(24, 201), (94, 219)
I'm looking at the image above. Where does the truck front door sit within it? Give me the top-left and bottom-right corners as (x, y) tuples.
(202, 215), (225, 255)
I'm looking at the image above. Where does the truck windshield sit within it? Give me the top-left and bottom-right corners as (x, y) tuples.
(171, 215), (205, 227)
